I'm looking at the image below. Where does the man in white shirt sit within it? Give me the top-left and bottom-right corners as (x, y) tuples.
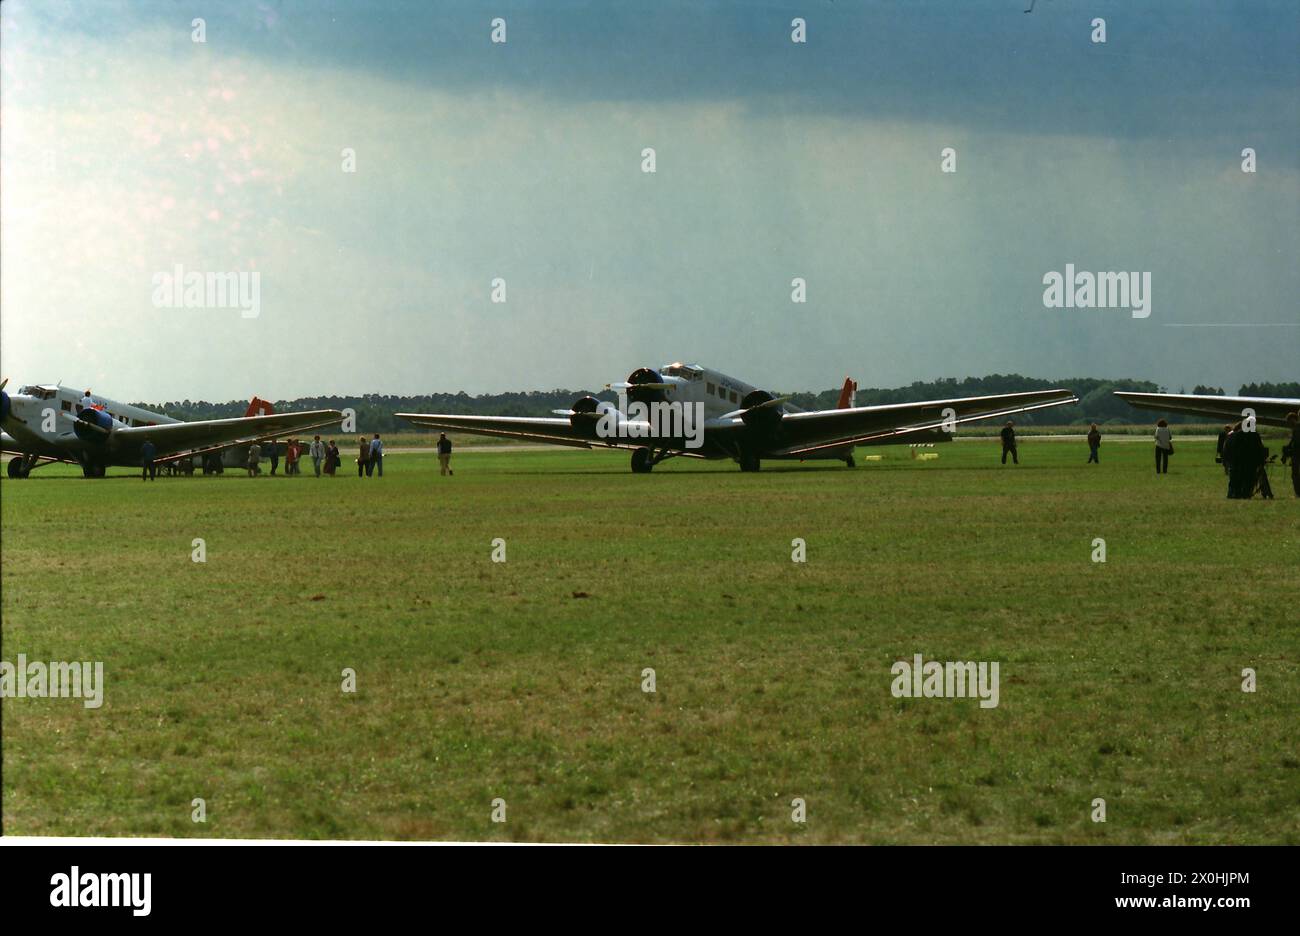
(309, 435), (326, 477)
(1153, 419), (1173, 475)
(368, 434), (384, 477)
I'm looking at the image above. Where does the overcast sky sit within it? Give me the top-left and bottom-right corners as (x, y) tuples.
(2, 0), (1296, 401)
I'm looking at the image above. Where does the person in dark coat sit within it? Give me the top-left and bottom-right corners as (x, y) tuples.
(1287, 412), (1299, 498)
(140, 439), (157, 481)
(1225, 423), (1265, 499)
(437, 432), (454, 476)
(1216, 424), (1231, 474)
(1086, 424), (1101, 464)
(1000, 421), (1018, 465)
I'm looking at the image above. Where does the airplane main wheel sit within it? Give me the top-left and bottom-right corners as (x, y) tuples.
(82, 462), (106, 478)
(631, 448), (654, 474)
(739, 453), (761, 472)
(8, 456), (28, 479)
(845, 455), (856, 468)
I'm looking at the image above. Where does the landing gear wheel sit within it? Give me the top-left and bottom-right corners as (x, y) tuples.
(82, 462), (106, 478)
(8, 456), (28, 479)
(845, 455), (856, 468)
(739, 453), (761, 472)
(631, 448), (654, 474)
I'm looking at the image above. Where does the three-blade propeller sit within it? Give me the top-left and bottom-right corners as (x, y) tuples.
(720, 396), (790, 420)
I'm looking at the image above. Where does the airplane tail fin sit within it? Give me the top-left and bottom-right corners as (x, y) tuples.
(836, 377), (858, 409)
(245, 396), (275, 417)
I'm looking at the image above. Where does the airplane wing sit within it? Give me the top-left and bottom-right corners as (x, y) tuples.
(106, 410), (344, 459)
(398, 391), (1078, 458)
(1113, 392), (1299, 429)
(757, 389), (1079, 456)
(394, 412), (716, 456)
(394, 413), (598, 449)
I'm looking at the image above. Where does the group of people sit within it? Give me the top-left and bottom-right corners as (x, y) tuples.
(357, 433), (384, 476)
(216, 431), (457, 478)
(997, 415), (1299, 501)
(1215, 414), (1300, 500)
(1147, 415), (1297, 499)
(245, 435), (344, 477)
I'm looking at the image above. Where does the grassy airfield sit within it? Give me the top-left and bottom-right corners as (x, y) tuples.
(2, 437), (1297, 843)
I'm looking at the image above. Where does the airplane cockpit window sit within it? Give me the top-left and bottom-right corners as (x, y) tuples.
(20, 385), (57, 400)
(662, 363), (702, 380)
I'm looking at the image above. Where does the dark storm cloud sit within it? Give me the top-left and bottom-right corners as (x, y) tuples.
(35, 0), (1300, 148)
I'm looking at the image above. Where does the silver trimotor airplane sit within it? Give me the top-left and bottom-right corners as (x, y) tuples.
(1, 380), (342, 478)
(399, 363), (1078, 473)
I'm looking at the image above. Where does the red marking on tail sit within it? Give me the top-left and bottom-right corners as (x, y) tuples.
(245, 396), (275, 417)
(836, 378), (857, 409)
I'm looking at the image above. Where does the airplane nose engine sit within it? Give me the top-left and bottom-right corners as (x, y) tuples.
(73, 407), (115, 443)
(625, 368), (667, 406)
(570, 395), (601, 417)
(739, 389), (783, 429)
(0, 389), (9, 424)
(561, 395), (620, 439)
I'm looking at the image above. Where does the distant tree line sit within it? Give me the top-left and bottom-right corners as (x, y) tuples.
(138, 376), (1300, 433)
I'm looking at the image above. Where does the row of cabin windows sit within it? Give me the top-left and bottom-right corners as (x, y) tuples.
(706, 383), (739, 405)
(65, 399), (142, 426)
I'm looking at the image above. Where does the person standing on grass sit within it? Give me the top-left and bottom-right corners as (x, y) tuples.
(310, 435), (325, 476)
(1287, 412), (1299, 498)
(285, 439), (298, 476)
(1153, 419), (1173, 475)
(1220, 423), (1237, 479)
(325, 440), (340, 475)
(369, 433), (384, 477)
(1216, 424), (1231, 474)
(1086, 423), (1101, 464)
(267, 439), (279, 476)
(1223, 422), (1258, 498)
(247, 441), (262, 477)
(357, 435), (369, 477)
(437, 432), (453, 476)
(1232, 426), (1266, 499)
(140, 439), (157, 481)
(1000, 420), (1018, 465)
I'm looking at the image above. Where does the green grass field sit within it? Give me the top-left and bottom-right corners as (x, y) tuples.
(2, 438), (1297, 843)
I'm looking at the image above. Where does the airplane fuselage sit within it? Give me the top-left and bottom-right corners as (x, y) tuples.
(1, 384), (178, 472)
(599, 363), (850, 464)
